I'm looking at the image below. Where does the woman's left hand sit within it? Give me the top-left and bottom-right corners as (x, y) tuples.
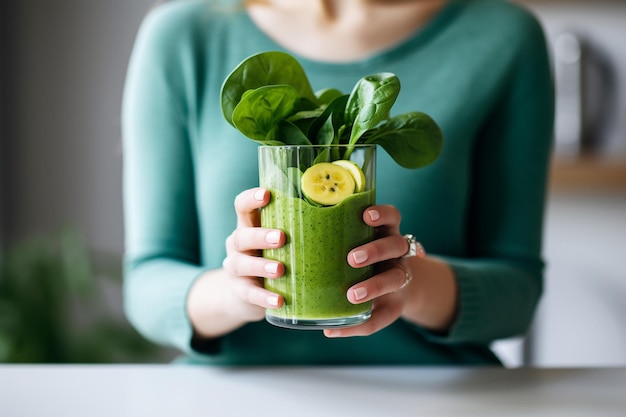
(324, 204), (414, 338)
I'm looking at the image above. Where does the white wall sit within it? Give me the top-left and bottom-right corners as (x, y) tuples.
(6, 0), (155, 254)
(530, 191), (626, 367)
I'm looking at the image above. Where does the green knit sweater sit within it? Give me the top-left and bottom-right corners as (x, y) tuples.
(122, 0), (554, 365)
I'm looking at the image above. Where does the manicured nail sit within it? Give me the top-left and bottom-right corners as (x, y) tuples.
(254, 189), (266, 201)
(264, 262), (278, 274)
(352, 287), (368, 301)
(267, 295), (279, 307)
(352, 250), (368, 264)
(266, 230), (281, 244)
(367, 209), (380, 222)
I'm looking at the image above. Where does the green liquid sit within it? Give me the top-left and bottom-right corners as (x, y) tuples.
(262, 190), (375, 324)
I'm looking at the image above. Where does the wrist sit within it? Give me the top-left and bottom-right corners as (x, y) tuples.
(401, 256), (458, 332)
(186, 269), (241, 339)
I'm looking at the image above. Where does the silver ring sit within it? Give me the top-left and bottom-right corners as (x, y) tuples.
(398, 264), (413, 290)
(402, 234), (425, 259)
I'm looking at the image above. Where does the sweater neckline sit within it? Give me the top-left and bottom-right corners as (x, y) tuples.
(242, 0), (463, 72)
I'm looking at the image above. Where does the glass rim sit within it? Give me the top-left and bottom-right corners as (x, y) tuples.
(258, 144), (376, 150)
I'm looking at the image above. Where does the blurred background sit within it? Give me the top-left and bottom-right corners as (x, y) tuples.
(1, 0), (625, 365)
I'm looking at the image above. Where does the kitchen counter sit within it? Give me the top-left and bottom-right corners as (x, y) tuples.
(549, 155), (626, 192)
(1, 365), (624, 416)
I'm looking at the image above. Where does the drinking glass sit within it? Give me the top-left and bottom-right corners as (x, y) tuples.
(259, 144), (376, 329)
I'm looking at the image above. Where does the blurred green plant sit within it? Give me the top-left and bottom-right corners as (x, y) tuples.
(0, 230), (167, 363)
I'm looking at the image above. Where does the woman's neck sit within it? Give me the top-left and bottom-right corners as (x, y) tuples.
(247, 0), (448, 63)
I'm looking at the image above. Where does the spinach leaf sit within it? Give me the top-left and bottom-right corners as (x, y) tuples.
(308, 94), (349, 145)
(315, 88), (344, 106)
(232, 85), (301, 143)
(367, 112), (443, 169)
(286, 108), (324, 138)
(345, 73), (400, 146)
(221, 51), (444, 172)
(271, 120), (312, 146)
(221, 51), (318, 125)
(316, 115), (335, 146)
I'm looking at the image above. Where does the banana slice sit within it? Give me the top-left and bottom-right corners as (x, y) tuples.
(332, 160), (366, 193)
(301, 162), (356, 206)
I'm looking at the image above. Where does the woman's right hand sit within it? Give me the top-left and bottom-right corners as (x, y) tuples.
(224, 187), (286, 314)
(186, 188), (285, 339)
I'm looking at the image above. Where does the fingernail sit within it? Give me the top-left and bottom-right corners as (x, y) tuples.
(267, 295), (279, 307)
(352, 250), (368, 264)
(266, 231), (281, 244)
(352, 287), (368, 301)
(367, 209), (380, 222)
(325, 330), (339, 338)
(254, 189), (265, 201)
(264, 262), (278, 274)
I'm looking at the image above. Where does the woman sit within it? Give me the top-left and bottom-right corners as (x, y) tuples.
(122, 0), (554, 364)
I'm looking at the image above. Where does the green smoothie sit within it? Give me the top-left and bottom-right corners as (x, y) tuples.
(262, 189), (375, 328)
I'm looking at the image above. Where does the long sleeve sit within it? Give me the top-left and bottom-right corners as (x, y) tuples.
(434, 10), (555, 344)
(121, 5), (203, 352)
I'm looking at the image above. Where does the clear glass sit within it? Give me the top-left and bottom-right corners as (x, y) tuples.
(259, 145), (376, 329)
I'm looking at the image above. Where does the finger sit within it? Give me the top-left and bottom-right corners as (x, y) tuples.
(223, 253), (284, 279)
(235, 280), (284, 309)
(227, 278), (283, 322)
(225, 227), (285, 254)
(323, 293), (403, 338)
(234, 188), (269, 228)
(345, 263), (409, 304)
(347, 234), (410, 267)
(362, 205), (401, 233)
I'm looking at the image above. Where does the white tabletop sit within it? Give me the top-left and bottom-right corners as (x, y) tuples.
(0, 365), (624, 417)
